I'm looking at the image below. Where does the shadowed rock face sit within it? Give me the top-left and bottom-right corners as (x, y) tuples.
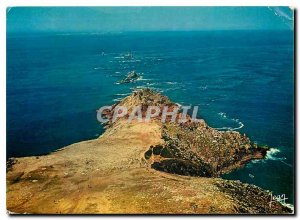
(214, 180), (292, 214)
(6, 89), (292, 214)
(145, 122), (268, 177)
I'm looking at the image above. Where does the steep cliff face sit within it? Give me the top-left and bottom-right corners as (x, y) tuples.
(147, 122), (268, 177)
(6, 89), (291, 214)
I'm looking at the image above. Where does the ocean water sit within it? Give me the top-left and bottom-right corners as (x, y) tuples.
(7, 31), (294, 204)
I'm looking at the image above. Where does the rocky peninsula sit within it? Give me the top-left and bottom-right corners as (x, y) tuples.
(6, 89), (292, 214)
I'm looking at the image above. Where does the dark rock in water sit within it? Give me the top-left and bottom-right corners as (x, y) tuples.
(117, 71), (140, 84)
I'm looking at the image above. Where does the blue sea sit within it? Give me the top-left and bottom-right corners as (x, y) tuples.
(7, 31), (294, 204)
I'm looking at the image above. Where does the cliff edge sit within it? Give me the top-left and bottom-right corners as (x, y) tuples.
(6, 89), (292, 214)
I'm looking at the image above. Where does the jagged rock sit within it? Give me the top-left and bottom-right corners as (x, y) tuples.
(146, 122), (268, 177)
(117, 71), (140, 84)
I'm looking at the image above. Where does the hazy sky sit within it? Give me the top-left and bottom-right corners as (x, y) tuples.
(7, 7), (293, 33)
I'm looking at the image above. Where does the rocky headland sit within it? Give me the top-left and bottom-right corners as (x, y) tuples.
(6, 89), (292, 214)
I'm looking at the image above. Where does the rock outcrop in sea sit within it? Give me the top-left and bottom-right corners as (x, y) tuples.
(6, 89), (292, 214)
(117, 71), (140, 84)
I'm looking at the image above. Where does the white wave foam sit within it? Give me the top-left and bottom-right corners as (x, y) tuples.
(249, 148), (293, 168)
(198, 85), (208, 91)
(145, 82), (157, 86)
(166, 81), (178, 85)
(114, 93), (131, 96)
(265, 148), (293, 167)
(218, 112), (227, 118)
(136, 76), (143, 81)
(133, 86), (164, 93)
(120, 59), (141, 63)
(231, 120), (244, 130)
(251, 159), (260, 164)
(138, 78), (152, 81)
(112, 98), (123, 102)
(176, 103), (183, 108)
(265, 148), (281, 160)
(214, 112), (244, 131)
